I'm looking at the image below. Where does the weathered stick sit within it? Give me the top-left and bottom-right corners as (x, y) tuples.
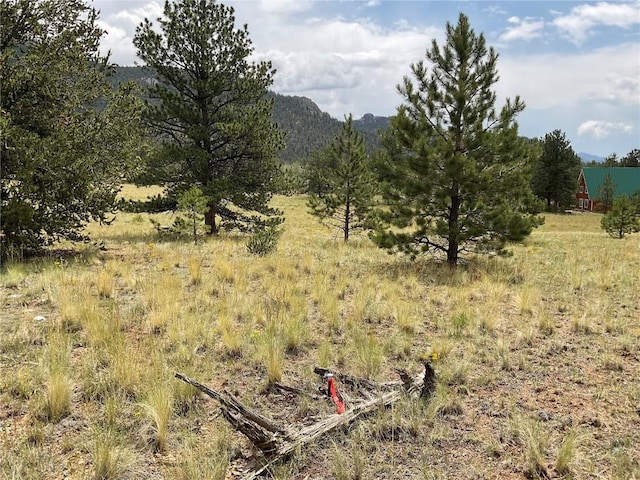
(273, 382), (320, 399)
(175, 365), (434, 480)
(241, 386), (408, 480)
(174, 373), (287, 453)
(313, 367), (401, 391)
(244, 367), (431, 480)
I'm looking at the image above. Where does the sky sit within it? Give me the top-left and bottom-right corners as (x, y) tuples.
(93, 0), (640, 157)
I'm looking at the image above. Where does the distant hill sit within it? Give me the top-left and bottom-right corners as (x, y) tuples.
(578, 152), (605, 163)
(109, 66), (389, 163)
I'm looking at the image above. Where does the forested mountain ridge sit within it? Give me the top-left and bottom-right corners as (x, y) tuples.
(109, 66), (388, 163)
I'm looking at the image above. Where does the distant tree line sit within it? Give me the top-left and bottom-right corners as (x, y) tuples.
(583, 149), (640, 168)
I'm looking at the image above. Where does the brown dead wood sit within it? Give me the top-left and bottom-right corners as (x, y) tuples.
(175, 362), (435, 480)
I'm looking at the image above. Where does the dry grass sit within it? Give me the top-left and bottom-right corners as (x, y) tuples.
(1, 193), (639, 479)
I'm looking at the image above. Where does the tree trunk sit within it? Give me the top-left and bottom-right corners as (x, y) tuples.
(448, 183), (460, 267)
(205, 205), (218, 235)
(192, 217), (197, 244)
(344, 198), (350, 242)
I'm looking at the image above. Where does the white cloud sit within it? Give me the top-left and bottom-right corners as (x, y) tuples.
(257, 0), (314, 13)
(553, 1), (640, 45)
(96, 1), (164, 63)
(577, 120), (634, 138)
(111, 2), (164, 25)
(484, 5), (507, 16)
(497, 43), (640, 110)
(241, 14), (442, 117)
(499, 17), (544, 42)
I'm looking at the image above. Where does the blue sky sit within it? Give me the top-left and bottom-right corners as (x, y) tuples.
(95, 0), (640, 157)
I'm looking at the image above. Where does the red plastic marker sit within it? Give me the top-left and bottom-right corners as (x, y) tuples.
(326, 373), (345, 414)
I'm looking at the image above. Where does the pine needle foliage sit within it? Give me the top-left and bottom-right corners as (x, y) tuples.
(531, 129), (582, 211)
(372, 13), (542, 266)
(307, 114), (377, 241)
(601, 195), (640, 238)
(133, 0), (285, 235)
(0, 0), (144, 260)
(178, 186), (208, 244)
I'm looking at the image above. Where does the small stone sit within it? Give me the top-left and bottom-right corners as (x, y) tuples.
(560, 416), (573, 427)
(34, 315), (46, 322)
(538, 411), (553, 422)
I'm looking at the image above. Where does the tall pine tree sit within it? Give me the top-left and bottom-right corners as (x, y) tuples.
(531, 130), (582, 211)
(372, 13), (541, 266)
(307, 115), (376, 241)
(133, 0), (285, 234)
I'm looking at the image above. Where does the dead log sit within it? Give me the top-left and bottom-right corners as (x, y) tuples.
(242, 388), (407, 480)
(272, 382), (321, 400)
(174, 373), (288, 455)
(175, 365), (435, 480)
(421, 361), (437, 398)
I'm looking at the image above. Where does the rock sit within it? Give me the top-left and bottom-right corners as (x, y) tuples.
(537, 411), (553, 422)
(34, 315), (46, 322)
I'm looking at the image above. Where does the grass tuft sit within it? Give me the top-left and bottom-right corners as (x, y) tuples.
(139, 383), (173, 453)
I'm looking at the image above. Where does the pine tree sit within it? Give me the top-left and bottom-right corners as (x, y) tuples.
(307, 115), (377, 241)
(372, 13), (541, 266)
(0, 0), (144, 260)
(596, 172), (616, 212)
(532, 130), (582, 211)
(601, 196), (640, 238)
(177, 186), (208, 244)
(133, 0), (285, 234)
(620, 149), (640, 167)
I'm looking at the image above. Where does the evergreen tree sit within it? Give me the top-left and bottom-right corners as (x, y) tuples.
(601, 196), (640, 238)
(602, 154), (619, 167)
(0, 0), (144, 260)
(620, 149), (640, 167)
(631, 191), (640, 214)
(596, 172), (616, 212)
(372, 13), (541, 266)
(307, 115), (376, 241)
(177, 186), (208, 244)
(532, 130), (581, 211)
(133, 0), (285, 234)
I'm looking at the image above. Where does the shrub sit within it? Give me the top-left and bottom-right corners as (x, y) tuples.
(246, 226), (281, 256)
(601, 195), (640, 238)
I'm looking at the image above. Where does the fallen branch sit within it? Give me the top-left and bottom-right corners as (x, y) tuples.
(313, 367), (401, 391)
(243, 387), (406, 480)
(175, 363), (435, 480)
(174, 373), (288, 455)
(272, 382), (319, 399)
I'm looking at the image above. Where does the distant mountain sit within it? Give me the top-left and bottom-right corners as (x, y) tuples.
(109, 66), (389, 163)
(578, 152), (605, 163)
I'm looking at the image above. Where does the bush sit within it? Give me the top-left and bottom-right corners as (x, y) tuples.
(246, 226), (281, 256)
(601, 195), (640, 239)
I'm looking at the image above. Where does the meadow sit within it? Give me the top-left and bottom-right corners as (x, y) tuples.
(1, 188), (639, 479)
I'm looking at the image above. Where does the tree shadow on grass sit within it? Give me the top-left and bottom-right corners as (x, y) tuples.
(371, 254), (522, 287)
